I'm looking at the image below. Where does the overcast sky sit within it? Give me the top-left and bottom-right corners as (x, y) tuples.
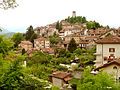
(0, 0), (120, 32)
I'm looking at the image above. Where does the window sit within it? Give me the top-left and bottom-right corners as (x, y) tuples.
(113, 66), (117, 69)
(104, 57), (108, 60)
(109, 48), (115, 52)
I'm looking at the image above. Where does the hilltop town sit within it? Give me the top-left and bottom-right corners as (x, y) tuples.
(1, 11), (120, 89)
(20, 11), (120, 56)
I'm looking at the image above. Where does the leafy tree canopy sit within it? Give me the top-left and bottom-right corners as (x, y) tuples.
(25, 25), (37, 44)
(86, 21), (101, 29)
(70, 67), (119, 90)
(65, 16), (87, 24)
(12, 32), (24, 47)
(49, 33), (61, 45)
(0, 35), (14, 55)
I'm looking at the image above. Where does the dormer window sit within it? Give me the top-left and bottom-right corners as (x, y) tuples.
(109, 48), (115, 52)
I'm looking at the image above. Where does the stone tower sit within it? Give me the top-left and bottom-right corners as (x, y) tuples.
(72, 11), (76, 17)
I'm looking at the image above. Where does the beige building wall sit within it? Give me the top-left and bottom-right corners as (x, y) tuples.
(102, 64), (120, 80)
(45, 40), (50, 48)
(19, 42), (33, 51)
(95, 44), (120, 67)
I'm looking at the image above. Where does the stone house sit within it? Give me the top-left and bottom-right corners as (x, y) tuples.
(64, 33), (81, 44)
(87, 28), (109, 37)
(46, 28), (58, 37)
(99, 29), (117, 39)
(49, 71), (72, 89)
(19, 41), (33, 51)
(34, 26), (47, 36)
(94, 60), (120, 80)
(34, 37), (50, 50)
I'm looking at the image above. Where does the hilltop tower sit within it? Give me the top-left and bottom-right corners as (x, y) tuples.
(72, 11), (76, 17)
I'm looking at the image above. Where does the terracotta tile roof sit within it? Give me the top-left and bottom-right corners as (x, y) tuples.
(84, 36), (99, 41)
(65, 33), (80, 37)
(41, 48), (54, 54)
(88, 28), (109, 35)
(21, 41), (32, 45)
(51, 71), (72, 80)
(94, 60), (120, 71)
(79, 40), (89, 44)
(63, 41), (69, 44)
(96, 36), (120, 44)
(34, 37), (45, 42)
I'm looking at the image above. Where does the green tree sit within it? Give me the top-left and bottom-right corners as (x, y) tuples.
(0, 35), (14, 55)
(49, 34), (61, 45)
(70, 68), (119, 90)
(56, 21), (59, 30)
(57, 48), (71, 58)
(0, 60), (26, 90)
(56, 21), (62, 32)
(25, 25), (37, 45)
(65, 16), (87, 24)
(68, 38), (77, 53)
(0, 57), (46, 90)
(12, 32), (24, 47)
(86, 21), (101, 29)
(28, 51), (50, 65)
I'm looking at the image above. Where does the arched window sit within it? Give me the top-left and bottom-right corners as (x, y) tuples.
(113, 66), (117, 69)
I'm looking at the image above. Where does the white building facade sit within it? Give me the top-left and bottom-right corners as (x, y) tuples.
(95, 36), (120, 67)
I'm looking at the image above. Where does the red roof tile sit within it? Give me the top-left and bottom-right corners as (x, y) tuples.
(94, 60), (120, 71)
(51, 71), (71, 80)
(96, 36), (120, 44)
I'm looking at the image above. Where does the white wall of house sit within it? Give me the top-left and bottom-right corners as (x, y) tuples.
(64, 30), (72, 36)
(45, 40), (50, 48)
(59, 32), (64, 40)
(95, 44), (120, 67)
(102, 64), (120, 80)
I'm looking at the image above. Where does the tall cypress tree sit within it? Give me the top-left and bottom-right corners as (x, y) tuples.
(25, 25), (37, 46)
(56, 21), (62, 32)
(68, 38), (77, 53)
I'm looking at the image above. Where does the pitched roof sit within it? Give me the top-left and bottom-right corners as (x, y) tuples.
(21, 41), (32, 45)
(41, 48), (54, 54)
(94, 60), (120, 71)
(51, 71), (72, 81)
(34, 37), (45, 41)
(79, 40), (89, 44)
(96, 36), (120, 44)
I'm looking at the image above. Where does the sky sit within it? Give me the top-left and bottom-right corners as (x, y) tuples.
(0, 0), (120, 32)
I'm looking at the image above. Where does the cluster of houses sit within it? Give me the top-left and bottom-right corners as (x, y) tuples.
(18, 37), (54, 56)
(18, 11), (120, 89)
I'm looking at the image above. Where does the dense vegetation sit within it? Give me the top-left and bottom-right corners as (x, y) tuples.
(0, 34), (97, 89)
(65, 16), (101, 29)
(70, 67), (120, 90)
(65, 16), (87, 24)
(0, 24), (117, 90)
